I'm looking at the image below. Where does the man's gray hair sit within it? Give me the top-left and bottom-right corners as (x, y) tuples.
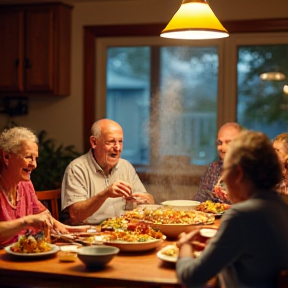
(91, 120), (102, 138)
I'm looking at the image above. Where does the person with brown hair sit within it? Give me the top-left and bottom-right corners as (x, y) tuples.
(177, 130), (288, 288)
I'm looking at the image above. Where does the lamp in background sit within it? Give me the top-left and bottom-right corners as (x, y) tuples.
(259, 71), (286, 81)
(160, 0), (229, 40)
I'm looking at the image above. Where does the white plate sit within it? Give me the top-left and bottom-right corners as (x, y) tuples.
(157, 245), (178, 263)
(4, 244), (59, 257)
(104, 238), (165, 252)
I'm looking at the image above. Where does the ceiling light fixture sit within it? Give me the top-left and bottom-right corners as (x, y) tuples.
(160, 0), (229, 40)
(259, 71), (286, 81)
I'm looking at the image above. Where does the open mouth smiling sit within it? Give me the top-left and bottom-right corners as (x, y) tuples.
(109, 153), (119, 158)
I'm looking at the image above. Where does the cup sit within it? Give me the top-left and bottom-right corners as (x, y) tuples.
(125, 198), (137, 210)
(191, 228), (217, 252)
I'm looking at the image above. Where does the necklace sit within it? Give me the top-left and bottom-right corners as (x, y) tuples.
(0, 176), (17, 206)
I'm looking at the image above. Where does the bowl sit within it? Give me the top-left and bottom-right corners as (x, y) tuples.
(161, 200), (200, 210)
(152, 223), (200, 239)
(77, 246), (119, 268)
(199, 228), (217, 238)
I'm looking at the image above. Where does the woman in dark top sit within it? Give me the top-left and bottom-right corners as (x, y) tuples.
(177, 130), (288, 288)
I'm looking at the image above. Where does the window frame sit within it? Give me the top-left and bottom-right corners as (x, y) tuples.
(83, 19), (288, 152)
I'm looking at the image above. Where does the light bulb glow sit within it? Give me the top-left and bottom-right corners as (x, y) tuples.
(161, 2), (229, 40)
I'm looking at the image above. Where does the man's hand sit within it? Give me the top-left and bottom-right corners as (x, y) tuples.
(132, 192), (154, 204)
(107, 180), (132, 199)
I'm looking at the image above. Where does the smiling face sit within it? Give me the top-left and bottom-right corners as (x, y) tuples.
(91, 120), (123, 175)
(5, 140), (38, 182)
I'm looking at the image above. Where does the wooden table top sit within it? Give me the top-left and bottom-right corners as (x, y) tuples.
(0, 219), (220, 288)
(0, 239), (180, 288)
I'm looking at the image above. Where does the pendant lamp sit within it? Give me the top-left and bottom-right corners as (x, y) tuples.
(161, 0), (229, 40)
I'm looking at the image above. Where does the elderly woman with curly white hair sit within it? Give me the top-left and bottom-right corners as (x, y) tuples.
(0, 126), (86, 247)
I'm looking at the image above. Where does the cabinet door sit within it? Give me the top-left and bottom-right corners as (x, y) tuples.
(25, 8), (54, 92)
(0, 11), (24, 92)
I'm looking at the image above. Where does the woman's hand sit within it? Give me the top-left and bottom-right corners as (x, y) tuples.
(51, 220), (70, 234)
(177, 229), (201, 249)
(23, 210), (54, 231)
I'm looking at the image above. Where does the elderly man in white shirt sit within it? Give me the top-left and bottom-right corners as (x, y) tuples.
(61, 119), (154, 225)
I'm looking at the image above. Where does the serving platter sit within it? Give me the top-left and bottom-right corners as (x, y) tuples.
(4, 244), (59, 258)
(100, 237), (165, 252)
(152, 223), (202, 239)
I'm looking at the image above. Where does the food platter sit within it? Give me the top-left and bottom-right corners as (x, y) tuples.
(4, 244), (59, 258)
(103, 238), (165, 252)
(152, 223), (202, 239)
(196, 200), (230, 215)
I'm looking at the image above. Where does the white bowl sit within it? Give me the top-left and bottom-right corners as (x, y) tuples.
(161, 200), (200, 210)
(199, 228), (217, 238)
(77, 246), (119, 269)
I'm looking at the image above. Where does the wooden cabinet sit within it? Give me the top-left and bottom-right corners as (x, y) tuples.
(0, 3), (72, 96)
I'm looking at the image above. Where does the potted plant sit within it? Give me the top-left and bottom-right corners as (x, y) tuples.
(31, 130), (81, 191)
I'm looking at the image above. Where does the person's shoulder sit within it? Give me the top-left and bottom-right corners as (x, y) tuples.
(203, 159), (221, 171)
(117, 158), (134, 168)
(18, 180), (34, 189)
(18, 181), (35, 195)
(66, 152), (89, 168)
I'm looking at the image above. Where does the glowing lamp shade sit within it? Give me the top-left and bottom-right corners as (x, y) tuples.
(259, 72), (286, 81)
(161, 0), (229, 40)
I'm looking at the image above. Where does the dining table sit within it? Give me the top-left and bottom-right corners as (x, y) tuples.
(0, 219), (220, 288)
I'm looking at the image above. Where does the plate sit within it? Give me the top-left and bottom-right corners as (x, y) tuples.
(161, 200), (200, 210)
(103, 238), (165, 252)
(4, 244), (59, 257)
(157, 245), (178, 263)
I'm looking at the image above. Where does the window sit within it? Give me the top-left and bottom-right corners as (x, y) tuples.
(236, 41), (288, 138)
(97, 38), (223, 166)
(84, 22), (288, 170)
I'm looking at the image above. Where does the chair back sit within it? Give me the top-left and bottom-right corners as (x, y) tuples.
(36, 189), (61, 221)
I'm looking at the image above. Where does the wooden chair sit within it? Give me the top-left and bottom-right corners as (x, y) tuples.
(36, 189), (61, 221)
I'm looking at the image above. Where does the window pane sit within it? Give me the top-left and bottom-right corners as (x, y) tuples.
(106, 46), (219, 166)
(159, 47), (218, 165)
(106, 47), (150, 164)
(237, 44), (288, 138)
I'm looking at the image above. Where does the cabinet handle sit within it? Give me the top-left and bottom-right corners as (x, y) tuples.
(25, 58), (32, 69)
(15, 59), (19, 67)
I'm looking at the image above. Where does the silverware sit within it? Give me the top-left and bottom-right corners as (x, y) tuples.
(51, 232), (103, 246)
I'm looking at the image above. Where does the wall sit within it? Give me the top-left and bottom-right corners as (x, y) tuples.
(0, 0), (287, 153)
